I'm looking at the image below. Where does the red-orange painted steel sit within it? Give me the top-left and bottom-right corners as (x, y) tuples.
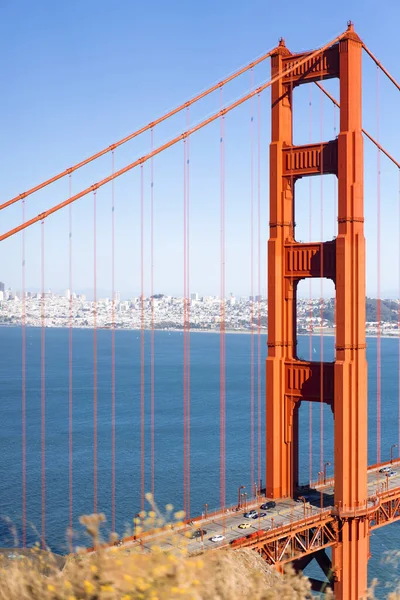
(0, 33), (344, 243)
(0, 50), (276, 213)
(266, 23), (369, 599)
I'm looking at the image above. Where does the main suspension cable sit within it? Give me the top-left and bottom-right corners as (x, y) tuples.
(315, 82), (400, 169)
(0, 51), (276, 213)
(363, 44), (400, 92)
(0, 32), (345, 243)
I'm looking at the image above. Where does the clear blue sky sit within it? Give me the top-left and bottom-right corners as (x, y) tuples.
(0, 0), (399, 298)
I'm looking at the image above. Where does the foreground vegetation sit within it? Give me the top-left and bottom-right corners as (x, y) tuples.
(0, 509), (398, 599)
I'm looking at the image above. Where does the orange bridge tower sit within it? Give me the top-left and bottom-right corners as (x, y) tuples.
(266, 23), (369, 598)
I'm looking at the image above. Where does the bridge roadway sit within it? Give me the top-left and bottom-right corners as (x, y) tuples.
(118, 460), (400, 557)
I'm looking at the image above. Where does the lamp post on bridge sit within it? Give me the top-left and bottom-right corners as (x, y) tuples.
(324, 461), (331, 485)
(237, 485), (245, 509)
(298, 496), (307, 519)
(133, 513), (141, 539)
(318, 471), (324, 510)
(204, 503), (208, 519)
(390, 444), (398, 465)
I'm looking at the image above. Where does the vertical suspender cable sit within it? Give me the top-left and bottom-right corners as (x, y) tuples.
(21, 200), (26, 547)
(41, 220), (46, 548)
(186, 106), (191, 519)
(333, 101), (337, 369)
(183, 110), (192, 519)
(111, 153), (116, 533)
(250, 68), (255, 495)
(398, 169), (400, 456)
(150, 128), (155, 501)
(93, 191), (98, 514)
(68, 176), (73, 551)
(289, 78), (296, 492)
(220, 87), (226, 511)
(308, 86), (313, 485)
(140, 165), (145, 512)
(319, 80), (324, 485)
(183, 135), (188, 518)
(150, 129), (155, 501)
(376, 66), (381, 464)
(257, 92), (262, 492)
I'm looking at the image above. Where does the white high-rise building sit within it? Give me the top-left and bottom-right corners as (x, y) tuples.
(114, 291), (121, 304)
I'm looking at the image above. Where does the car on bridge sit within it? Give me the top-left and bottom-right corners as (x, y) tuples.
(190, 529), (207, 539)
(379, 466), (391, 473)
(244, 510), (257, 518)
(210, 535), (225, 543)
(238, 522), (251, 529)
(388, 471), (397, 477)
(260, 501), (276, 510)
(252, 512), (267, 519)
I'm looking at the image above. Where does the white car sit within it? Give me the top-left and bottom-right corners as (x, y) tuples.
(210, 534), (225, 543)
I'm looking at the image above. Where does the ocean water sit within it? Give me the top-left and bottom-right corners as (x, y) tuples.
(0, 327), (399, 595)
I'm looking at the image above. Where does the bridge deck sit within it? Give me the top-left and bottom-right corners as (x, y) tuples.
(115, 460), (400, 558)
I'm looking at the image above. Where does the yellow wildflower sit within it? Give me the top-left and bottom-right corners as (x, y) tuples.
(174, 510), (185, 520)
(84, 580), (95, 594)
(47, 584), (56, 592)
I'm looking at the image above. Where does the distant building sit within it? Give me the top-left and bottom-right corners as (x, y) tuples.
(0, 282), (4, 292)
(190, 292), (199, 301)
(115, 291), (121, 304)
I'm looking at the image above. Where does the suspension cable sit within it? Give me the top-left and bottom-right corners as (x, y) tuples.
(93, 190), (98, 514)
(219, 87), (226, 514)
(21, 199), (26, 548)
(250, 67), (255, 496)
(0, 32), (346, 243)
(314, 82), (400, 169)
(41, 220), (46, 549)
(363, 44), (400, 92)
(0, 51), (276, 213)
(68, 176), (73, 551)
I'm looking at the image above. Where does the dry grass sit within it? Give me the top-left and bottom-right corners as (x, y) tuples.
(0, 509), (315, 600)
(0, 543), (313, 600)
(0, 506), (397, 599)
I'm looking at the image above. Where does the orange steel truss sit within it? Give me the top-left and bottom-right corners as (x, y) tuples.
(266, 22), (369, 598)
(228, 486), (400, 594)
(230, 510), (337, 565)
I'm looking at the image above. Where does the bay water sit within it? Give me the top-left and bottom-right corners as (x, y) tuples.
(0, 327), (399, 595)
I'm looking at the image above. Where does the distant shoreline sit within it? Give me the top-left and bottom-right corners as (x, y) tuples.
(0, 322), (399, 340)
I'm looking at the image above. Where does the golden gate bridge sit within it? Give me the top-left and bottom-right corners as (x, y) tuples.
(1, 22), (399, 599)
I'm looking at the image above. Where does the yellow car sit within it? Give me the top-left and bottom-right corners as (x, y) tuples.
(238, 523), (251, 529)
